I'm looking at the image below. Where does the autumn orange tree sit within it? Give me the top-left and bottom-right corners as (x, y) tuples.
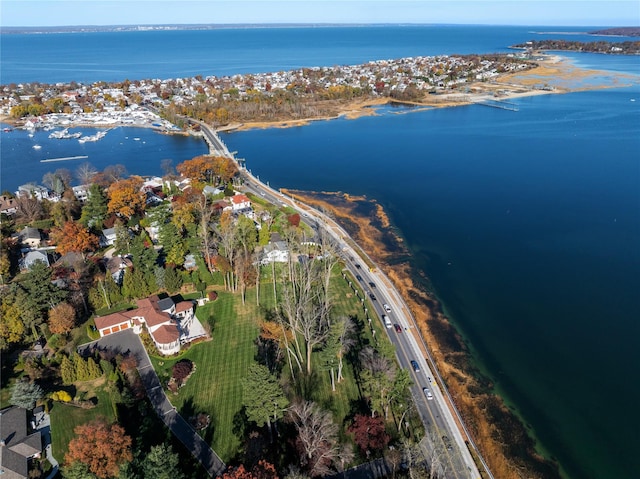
(219, 460), (278, 479)
(176, 155), (237, 187)
(48, 302), (76, 335)
(51, 221), (100, 259)
(107, 176), (145, 219)
(65, 419), (132, 479)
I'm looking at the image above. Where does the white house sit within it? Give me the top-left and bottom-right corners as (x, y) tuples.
(261, 241), (289, 265)
(100, 228), (117, 247)
(230, 193), (251, 211)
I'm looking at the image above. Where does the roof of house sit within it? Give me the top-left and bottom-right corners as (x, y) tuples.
(230, 194), (250, 205)
(20, 227), (41, 240)
(134, 296), (172, 328)
(94, 311), (135, 331)
(156, 296), (175, 313)
(151, 323), (180, 345)
(22, 251), (49, 268)
(175, 301), (194, 314)
(0, 406), (42, 479)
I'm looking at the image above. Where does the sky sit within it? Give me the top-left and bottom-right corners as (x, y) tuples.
(1, 0), (638, 27)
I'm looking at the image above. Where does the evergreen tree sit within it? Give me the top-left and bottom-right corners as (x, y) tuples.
(142, 443), (184, 479)
(21, 261), (67, 320)
(154, 266), (166, 290)
(87, 357), (102, 379)
(10, 379), (44, 409)
(122, 268), (149, 300)
(79, 184), (108, 228)
(60, 354), (76, 384)
(163, 266), (183, 294)
(73, 352), (89, 381)
(241, 363), (289, 437)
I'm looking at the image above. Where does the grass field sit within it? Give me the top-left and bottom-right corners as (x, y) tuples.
(49, 381), (117, 461)
(149, 264), (393, 462)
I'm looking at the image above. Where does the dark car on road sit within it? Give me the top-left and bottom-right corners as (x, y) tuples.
(410, 360), (420, 372)
(369, 281), (376, 288)
(369, 293), (377, 301)
(394, 323), (402, 333)
(356, 274), (362, 281)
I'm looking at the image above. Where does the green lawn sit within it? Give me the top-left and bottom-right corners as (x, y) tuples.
(49, 383), (117, 461)
(151, 290), (260, 462)
(149, 264), (397, 462)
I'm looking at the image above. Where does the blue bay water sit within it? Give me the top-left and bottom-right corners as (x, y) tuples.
(1, 25), (634, 85)
(223, 86), (640, 479)
(2, 25), (639, 479)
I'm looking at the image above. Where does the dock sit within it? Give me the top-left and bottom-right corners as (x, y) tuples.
(40, 155), (89, 163)
(476, 99), (519, 111)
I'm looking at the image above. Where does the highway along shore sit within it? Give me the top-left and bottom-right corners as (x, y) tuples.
(282, 189), (562, 479)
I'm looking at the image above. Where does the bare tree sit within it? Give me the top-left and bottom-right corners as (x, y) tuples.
(287, 400), (342, 477)
(76, 162), (98, 185)
(14, 194), (44, 223)
(196, 196), (216, 274)
(103, 164), (127, 183)
(278, 254), (330, 375)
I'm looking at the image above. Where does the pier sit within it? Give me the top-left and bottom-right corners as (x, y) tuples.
(475, 98), (519, 111)
(40, 155), (89, 163)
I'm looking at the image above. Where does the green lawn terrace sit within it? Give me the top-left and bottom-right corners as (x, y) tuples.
(150, 263), (423, 465)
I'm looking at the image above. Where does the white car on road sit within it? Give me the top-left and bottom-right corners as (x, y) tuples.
(383, 303), (391, 313)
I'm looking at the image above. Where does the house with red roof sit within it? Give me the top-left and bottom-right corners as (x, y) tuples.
(230, 193), (251, 211)
(94, 294), (200, 355)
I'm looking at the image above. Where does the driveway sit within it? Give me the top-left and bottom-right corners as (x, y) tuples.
(79, 330), (226, 477)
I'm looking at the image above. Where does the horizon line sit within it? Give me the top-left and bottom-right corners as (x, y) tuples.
(2, 22), (638, 30)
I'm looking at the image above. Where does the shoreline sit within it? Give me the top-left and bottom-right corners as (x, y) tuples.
(4, 54), (636, 137)
(223, 54), (637, 133)
(283, 190), (562, 479)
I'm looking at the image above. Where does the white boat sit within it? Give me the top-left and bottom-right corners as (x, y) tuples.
(78, 130), (108, 143)
(33, 145), (42, 150)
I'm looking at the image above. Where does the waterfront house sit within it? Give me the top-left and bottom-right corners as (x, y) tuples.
(230, 193), (251, 211)
(94, 294), (203, 355)
(0, 195), (18, 216)
(0, 406), (43, 479)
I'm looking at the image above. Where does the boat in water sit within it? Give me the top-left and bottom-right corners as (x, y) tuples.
(32, 144), (42, 150)
(78, 130), (108, 143)
(49, 128), (83, 139)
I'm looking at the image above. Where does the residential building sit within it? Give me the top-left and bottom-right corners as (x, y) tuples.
(94, 295), (202, 355)
(0, 406), (43, 479)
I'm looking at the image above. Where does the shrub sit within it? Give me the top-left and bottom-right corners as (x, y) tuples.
(171, 359), (193, 384)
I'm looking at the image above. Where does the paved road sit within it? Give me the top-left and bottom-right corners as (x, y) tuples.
(78, 330), (226, 477)
(241, 173), (483, 479)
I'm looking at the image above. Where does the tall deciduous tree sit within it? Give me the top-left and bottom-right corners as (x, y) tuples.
(107, 176), (145, 219)
(65, 419), (132, 479)
(48, 302), (76, 335)
(348, 414), (390, 456)
(286, 400), (345, 477)
(51, 221), (100, 259)
(76, 162), (99, 185)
